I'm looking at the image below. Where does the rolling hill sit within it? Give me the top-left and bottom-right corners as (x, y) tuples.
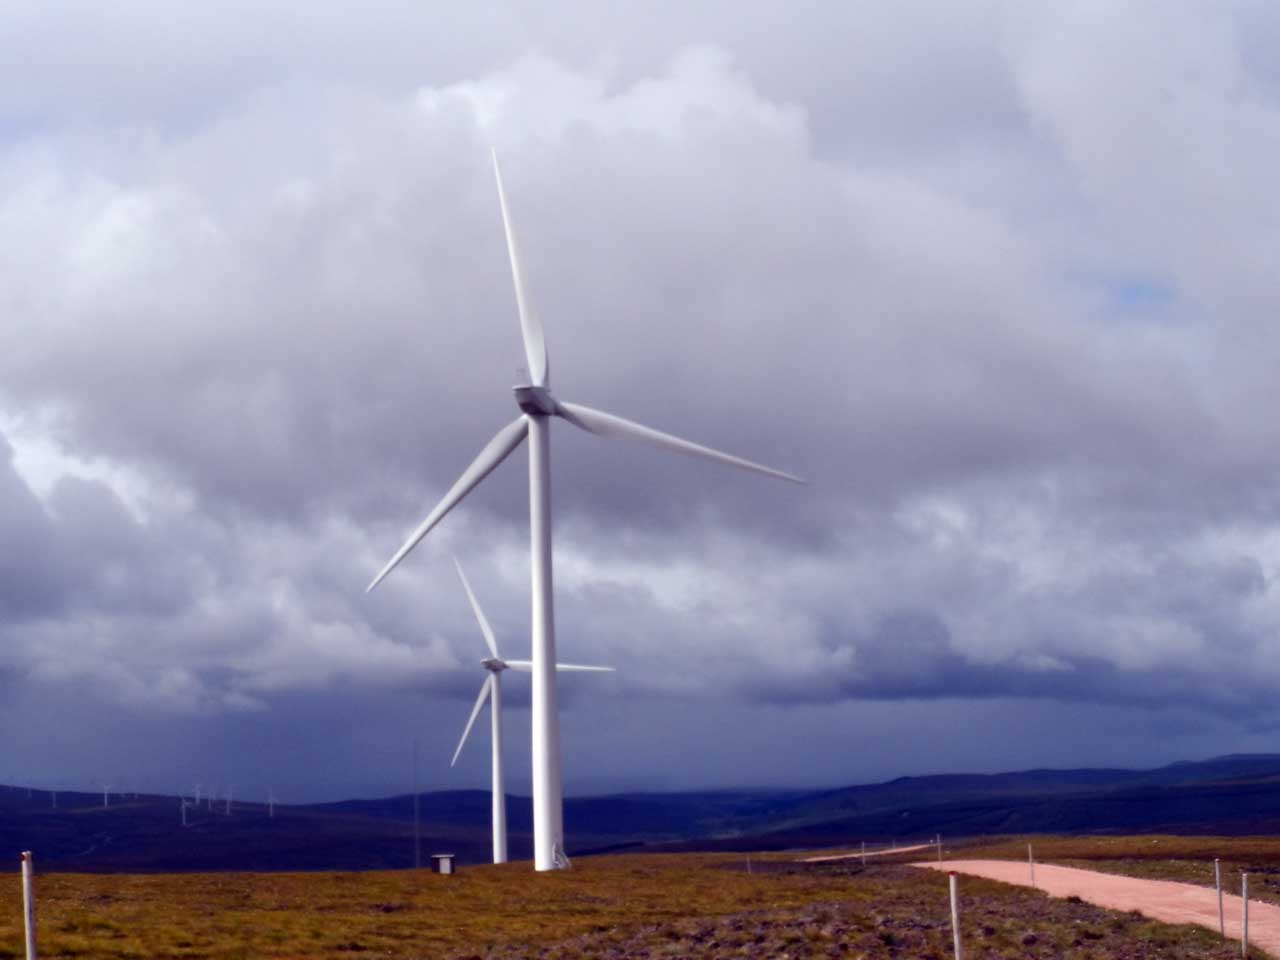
(6, 753), (1280, 872)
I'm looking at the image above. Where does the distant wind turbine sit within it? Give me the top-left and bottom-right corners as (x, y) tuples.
(367, 151), (802, 870)
(450, 558), (612, 864)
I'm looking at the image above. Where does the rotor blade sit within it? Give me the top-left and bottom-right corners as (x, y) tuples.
(502, 659), (614, 673)
(453, 558), (500, 660)
(492, 150), (548, 387)
(367, 417), (529, 592)
(450, 676), (493, 767)
(556, 400), (803, 484)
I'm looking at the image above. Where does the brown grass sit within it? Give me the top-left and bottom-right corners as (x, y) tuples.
(0, 851), (1260, 959)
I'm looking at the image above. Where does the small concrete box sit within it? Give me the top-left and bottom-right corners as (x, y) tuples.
(431, 853), (456, 875)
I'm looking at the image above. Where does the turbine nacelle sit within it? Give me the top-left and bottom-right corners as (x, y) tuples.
(514, 384), (557, 416)
(450, 558), (611, 783)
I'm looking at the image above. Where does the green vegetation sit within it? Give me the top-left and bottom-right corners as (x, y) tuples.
(0, 848), (1262, 958)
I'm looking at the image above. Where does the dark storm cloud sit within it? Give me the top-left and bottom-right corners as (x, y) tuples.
(3, 1), (1280, 796)
(0, 436), (62, 618)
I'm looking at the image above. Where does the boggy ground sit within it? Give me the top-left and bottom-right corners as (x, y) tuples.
(0, 853), (1255, 959)
(965, 836), (1280, 910)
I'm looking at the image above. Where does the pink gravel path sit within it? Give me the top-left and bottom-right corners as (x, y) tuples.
(916, 860), (1277, 957)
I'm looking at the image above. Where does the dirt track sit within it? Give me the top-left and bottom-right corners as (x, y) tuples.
(800, 842), (935, 863)
(918, 859), (1279, 956)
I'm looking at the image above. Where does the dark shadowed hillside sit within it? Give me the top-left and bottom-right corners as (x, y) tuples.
(7, 754), (1280, 872)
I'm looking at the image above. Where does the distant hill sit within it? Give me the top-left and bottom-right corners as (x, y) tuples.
(7, 754), (1280, 872)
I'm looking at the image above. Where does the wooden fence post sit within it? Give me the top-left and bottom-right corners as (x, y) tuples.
(21, 851), (36, 960)
(949, 871), (963, 960)
(1241, 872), (1249, 958)
(1215, 859), (1224, 937)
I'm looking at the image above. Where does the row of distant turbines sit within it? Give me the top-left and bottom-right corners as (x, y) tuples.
(6, 783), (272, 819)
(367, 153), (802, 871)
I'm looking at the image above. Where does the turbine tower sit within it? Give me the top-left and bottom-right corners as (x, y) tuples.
(368, 151), (802, 870)
(450, 558), (612, 864)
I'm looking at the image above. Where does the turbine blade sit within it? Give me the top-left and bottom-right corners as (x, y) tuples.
(454, 558), (500, 660)
(556, 401), (803, 484)
(492, 150), (549, 387)
(451, 676), (493, 767)
(367, 417), (529, 592)
(502, 659), (613, 673)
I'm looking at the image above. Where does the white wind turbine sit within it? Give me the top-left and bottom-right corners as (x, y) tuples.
(450, 558), (611, 865)
(368, 151), (802, 870)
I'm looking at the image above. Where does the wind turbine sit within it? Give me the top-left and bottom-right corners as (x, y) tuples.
(368, 152), (803, 870)
(450, 558), (611, 865)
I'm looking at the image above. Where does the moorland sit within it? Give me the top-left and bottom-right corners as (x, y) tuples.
(0, 847), (1264, 959)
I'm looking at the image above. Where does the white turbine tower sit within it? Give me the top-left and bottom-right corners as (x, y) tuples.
(368, 151), (803, 870)
(450, 559), (611, 865)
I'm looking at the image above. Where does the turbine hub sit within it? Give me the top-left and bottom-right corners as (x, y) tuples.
(514, 384), (557, 416)
(481, 657), (507, 672)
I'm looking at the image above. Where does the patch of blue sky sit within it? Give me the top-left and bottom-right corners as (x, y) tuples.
(0, 112), (45, 143)
(1106, 278), (1176, 312)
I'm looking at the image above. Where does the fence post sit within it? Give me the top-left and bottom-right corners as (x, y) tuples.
(937, 833), (943, 862)
(949, 871), (963, 960)
(21, 851), (36, 960)
(1242, 873), (1249, 958)
(1215, 859), (1224, 937)
(861, 840), (866, 866)
(1028, 843), (1035, 888)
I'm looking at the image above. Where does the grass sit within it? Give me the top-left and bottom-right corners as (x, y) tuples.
(963, 835), (1280, 908)
(0, 849), (1262, 959)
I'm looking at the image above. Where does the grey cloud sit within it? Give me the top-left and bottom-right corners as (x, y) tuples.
(0, 437), (63, 617)
(4, 3), (1280, 797)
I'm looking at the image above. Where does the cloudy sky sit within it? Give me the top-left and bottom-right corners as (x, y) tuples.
(4, 1), (1280, 802)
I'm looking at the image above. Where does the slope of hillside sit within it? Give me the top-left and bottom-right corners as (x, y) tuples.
(8, 754), (1280, 872)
